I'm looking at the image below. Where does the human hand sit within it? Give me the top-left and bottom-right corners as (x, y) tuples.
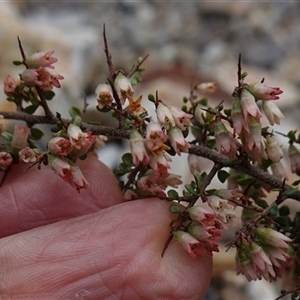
(0, 154), (212, 299)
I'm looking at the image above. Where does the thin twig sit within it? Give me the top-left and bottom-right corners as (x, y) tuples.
(274, 285), (300, 300)
(103, 24), (115, 80)
(127, 54), (149, 78)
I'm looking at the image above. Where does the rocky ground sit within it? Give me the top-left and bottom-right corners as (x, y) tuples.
(1, 2), (300, 299)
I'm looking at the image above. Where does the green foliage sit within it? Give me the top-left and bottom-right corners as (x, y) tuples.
(169, 203), (181, 214)
(30, 127), (44, 140)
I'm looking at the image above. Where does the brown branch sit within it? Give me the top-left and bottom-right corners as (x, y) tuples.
(274, 285), (300, 300)
(1, 111), (300, 203)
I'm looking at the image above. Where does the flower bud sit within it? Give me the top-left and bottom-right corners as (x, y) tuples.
(240, 88), (262, 123)
(265, 136), (283, 163)
(129, 130), (149, 166)
(25, 51), (58, 69)
(11, 124), (30, 150)
(114, 72), (134, 105)
(247, 83), (283, 100)
(262, 101), (284, 126)
(156, 103), (175, 130)
(187, 154), (201, 175)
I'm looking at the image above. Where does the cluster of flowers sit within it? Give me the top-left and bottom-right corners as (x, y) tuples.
(236, 227), (291, 281)
(0, 122), (96, 192)
(95, 72), (193, 199)
(215, 82), (284, 164)
(1, 51), (96, 191)
(4, 51), (64, 94)
(173, 188), (242, 257)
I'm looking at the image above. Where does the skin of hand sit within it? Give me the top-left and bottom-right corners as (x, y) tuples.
(0, 154), (212, 299)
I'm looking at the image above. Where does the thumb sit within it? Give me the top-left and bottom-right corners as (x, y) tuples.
(0, 199), (212, 299)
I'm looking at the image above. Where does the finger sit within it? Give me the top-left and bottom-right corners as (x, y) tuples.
(0, 153), (123, 237)
(0, 199), (212, 299)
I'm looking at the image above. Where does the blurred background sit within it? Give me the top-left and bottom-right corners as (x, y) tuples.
(1, 1), (300, 299)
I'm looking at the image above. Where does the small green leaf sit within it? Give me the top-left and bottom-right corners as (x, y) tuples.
(182, 127), (189, 138)
(287, 130), (296, 142)
(274, 216), (289, 228)
(122, 153), (133, 165)
(282, 188), (299, 198)
(184, 184), (198, 195)
(71, 116), (82, 127)
(1, 130), (13, 141)
(199, 98), (207, 106)
(69, 106), (82, 118)
(237, 175), (254, 186)
(44, 90), (55, 100)
(217, 170), (229, 183)
(23, 104), (39, 114)
(167, 189), (179, 200)
(119, 162), (131, 173)
(183, 97), (188, 103)
(139, 112), (148, 118)
(169, 203), (181, 214)
(269, 204), (278, 217)
(279, 205), (290, 216)
(86, 121), (100, 125)
(148, 94), (155, 102)
(12, 60), (22, 66)
(256, 199), (268, 209)
(224, 109), (231, 117)
(50, 123), (63, 133)
(292, 179), (300, 186)
(193, 173), (203, 189)
(182, 190), (191, 199)
(30, 128), (44, 140)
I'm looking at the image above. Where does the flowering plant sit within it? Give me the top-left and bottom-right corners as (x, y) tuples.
(1, 29), (300, 299)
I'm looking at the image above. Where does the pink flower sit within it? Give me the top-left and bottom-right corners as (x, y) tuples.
(71, 163), (90, 191)
(172, 231), (209, 258)
(262, 101), (284, 126)
(236, 241), (274, 281)
(11, 124), (30, 150)
(114, 72), (134, 105)
(48, 137), (73, 156)
(129, 130), (149, 166)
(20, 69), (43, 87)
(244, 117), (261, 153)
(157, 173), (182, 188)
(26, 51), (58, 69)
(0, 152), (13, 170)
(168, 126), (190, 156)
(21, 68), (63, 90)
(168, 106), (193, 131)
(156, 103), (175, 130)
(4, 75), (21, 96)
(95, 84), (115, 109)
(187, 205), (217, 223)
(19, 147), (37, 163)
(137, 173), (166, 198)
(247, 83), (283, 100)
(148, 151), (171, 178)
(240, 88), (262, 123)
(231, 96), (249, 136)
(145, 121), (168, 152)
(49, 155), (89, 192)
(288, 144), (300, 173)
(215, 119), (238, 159)
(67, 124), (96, 158)
(44, 68), (64, 88)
